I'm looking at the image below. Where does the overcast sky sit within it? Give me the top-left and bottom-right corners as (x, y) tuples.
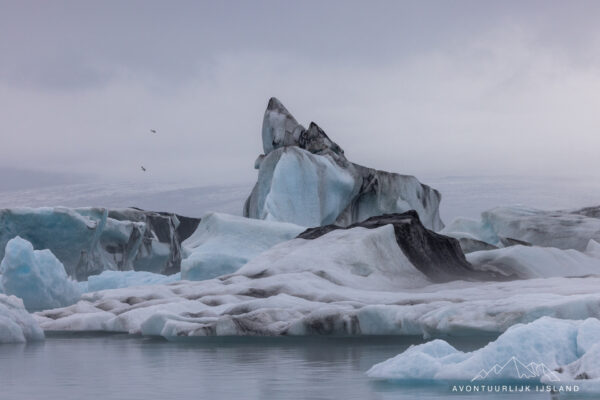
(1, 0), (600, 187)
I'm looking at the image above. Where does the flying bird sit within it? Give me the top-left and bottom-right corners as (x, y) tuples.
(141, 166), (146, 172)
(150, 129), (157, 134)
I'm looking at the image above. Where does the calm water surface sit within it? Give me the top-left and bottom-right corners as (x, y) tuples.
(0, 334), (588, 400)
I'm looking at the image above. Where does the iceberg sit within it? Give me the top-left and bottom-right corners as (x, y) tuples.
(239, 224), (432, 292)
(367, 316), (600, 391)
(244, 98), (444, 231)
(443, 205), (600, 252)
(181, 213), (305, 281)
(296, 211), (485, 282)
(33, 213), (600, 338)
(34, 271), (600, 339)
(1, 236), (81, 312)
(0, 294), (44, 343)
(467, 243), (600, 279)
(106, 208), (200, 275)
(0, 207), (200, 280)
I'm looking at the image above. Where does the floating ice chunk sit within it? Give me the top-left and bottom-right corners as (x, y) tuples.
(181, 213), (304, 281)
(553, 343), (600, 391)
(0, 207), (200, 280)
(367, 339), (468, 381)
(86, 270), (180, 292)
(0, 207), (104, 280)
(443, 206), (600, 251)
(367, 317), (592, 384)
(482, 206), (600, 251)
(1, 237), (81, 312)
(467, 245), (600, 279)
(0, 294), (44, 343)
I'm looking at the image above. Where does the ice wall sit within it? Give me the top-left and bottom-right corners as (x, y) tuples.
(0, 207), (200, 280)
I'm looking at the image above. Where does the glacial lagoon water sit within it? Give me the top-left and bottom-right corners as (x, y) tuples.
(0, 334), (589, 400)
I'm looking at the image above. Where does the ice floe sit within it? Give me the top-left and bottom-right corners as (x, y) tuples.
(367, 316), (600, 391)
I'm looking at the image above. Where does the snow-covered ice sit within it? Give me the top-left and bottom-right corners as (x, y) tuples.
(34, 272), (600, 339)
(33, 221), (600, 339)
(0, 294), (44, 343)
(1, 237), (81, 312)
(181, 213), (304, 280)
(238, 225), (432, 291)
(367, 316), (600, 391)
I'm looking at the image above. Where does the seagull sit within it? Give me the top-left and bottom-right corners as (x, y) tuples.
(150, 129), (157, 134)
(141, 166), (146, 172)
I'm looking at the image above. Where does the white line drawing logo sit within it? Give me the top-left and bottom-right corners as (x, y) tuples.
(471, 356), (561, 382)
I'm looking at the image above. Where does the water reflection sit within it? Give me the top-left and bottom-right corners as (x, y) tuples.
(0, 334), (584, 400)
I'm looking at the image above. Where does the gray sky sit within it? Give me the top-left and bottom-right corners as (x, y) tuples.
(1, 0), (600, 187)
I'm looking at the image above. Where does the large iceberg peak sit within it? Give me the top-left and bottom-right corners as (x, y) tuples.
(299, 122), (347, 164)
(247, 98), (445, 230)
(262, 97), (305, 155)
(262, 98), (347, 163)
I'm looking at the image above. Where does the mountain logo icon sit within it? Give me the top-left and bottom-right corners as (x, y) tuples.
(471, 356), (560, 382)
